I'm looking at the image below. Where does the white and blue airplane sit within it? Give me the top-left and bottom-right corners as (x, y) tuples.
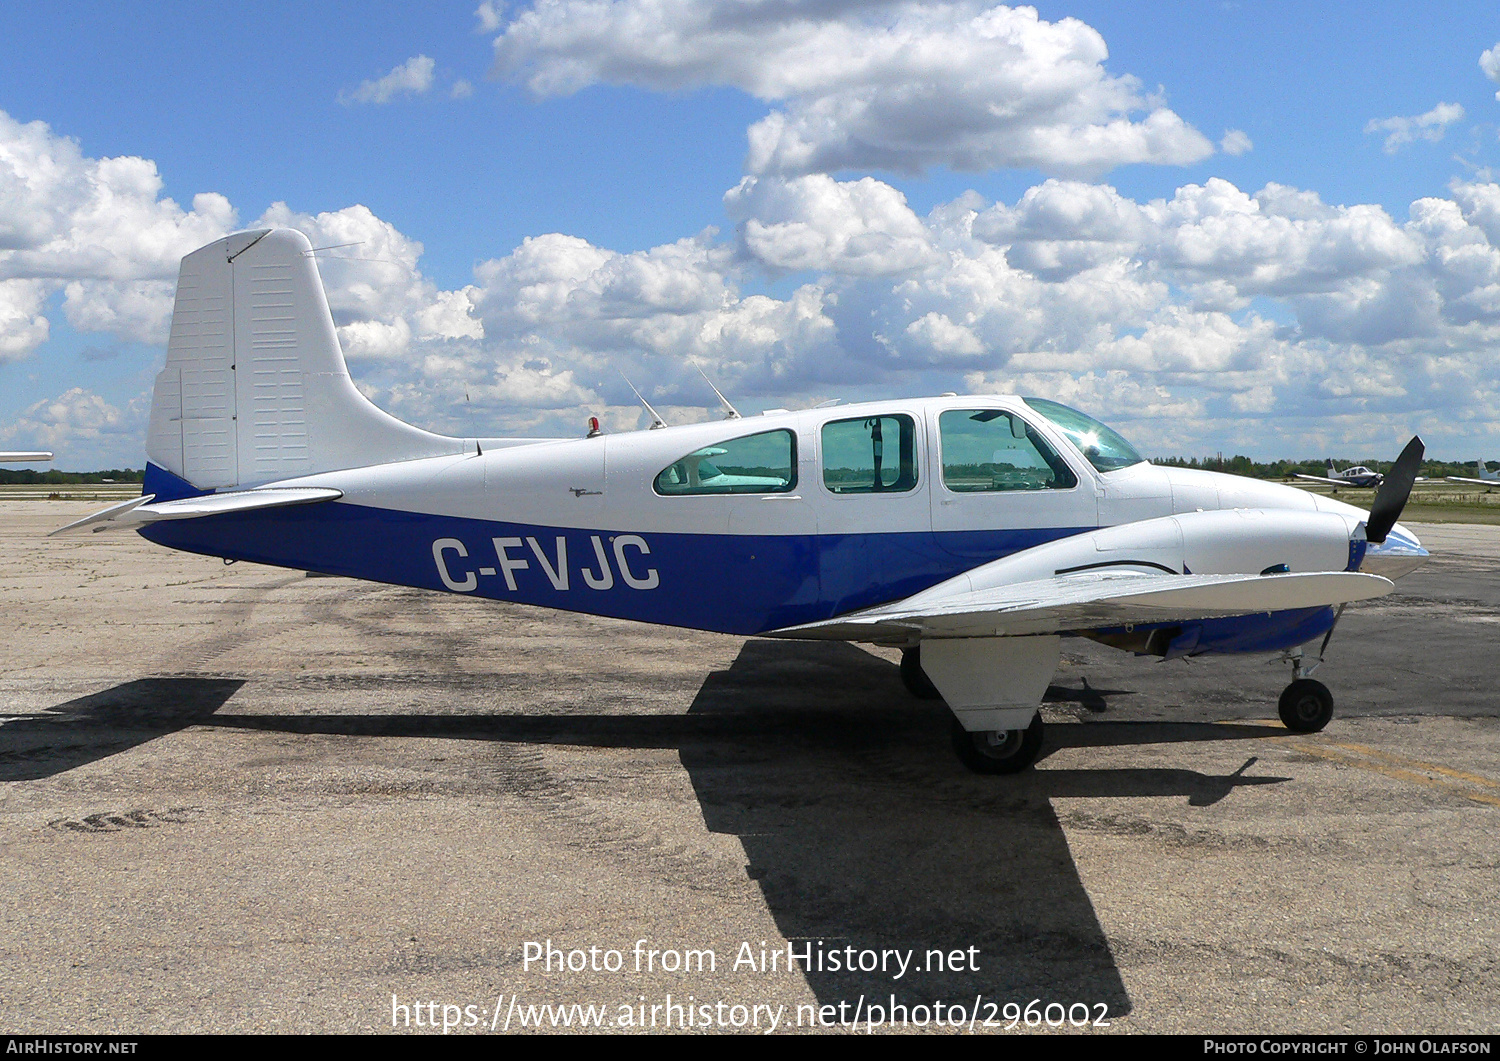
(1295, 461), (1385, 489)
(56, 229), (1430, 773)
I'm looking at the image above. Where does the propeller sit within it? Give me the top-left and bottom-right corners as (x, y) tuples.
(1365, 435), (1424, 543)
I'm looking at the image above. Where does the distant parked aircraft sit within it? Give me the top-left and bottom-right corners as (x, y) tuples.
(1445, 460), (1499, 487)
(1295, 461), (1384, 488)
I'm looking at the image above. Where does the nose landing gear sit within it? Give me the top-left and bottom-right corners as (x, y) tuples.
(1278, 677), (1334, 732)
(1276, 636), (1336, 733)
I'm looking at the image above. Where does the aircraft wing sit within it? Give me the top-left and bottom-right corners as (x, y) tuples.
(767, 569), (1393, 643)
(1445, 476), (1496, 486)
(1293, 473), (1350, 486)
(50, 488), (343, 535)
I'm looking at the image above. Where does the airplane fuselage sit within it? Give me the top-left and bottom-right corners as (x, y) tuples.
(139, 395), (1420, 649)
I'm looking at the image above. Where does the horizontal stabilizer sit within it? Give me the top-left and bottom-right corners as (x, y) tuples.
(51, 488), (343, 535)
(769, 570), (1394, 642)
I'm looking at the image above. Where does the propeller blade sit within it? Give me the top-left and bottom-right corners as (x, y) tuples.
(1365, 435), (1424, 543)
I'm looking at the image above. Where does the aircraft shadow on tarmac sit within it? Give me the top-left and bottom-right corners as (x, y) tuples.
(11, 643), (1299, 1016)
(0, 677), (245, 781)
(671, 641), (1289, 1017)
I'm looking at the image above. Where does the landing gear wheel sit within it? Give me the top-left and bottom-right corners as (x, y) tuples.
(1278, 678), (1334, 733)
(950, 715), (1044, 774)
(900, 646), (942, 700)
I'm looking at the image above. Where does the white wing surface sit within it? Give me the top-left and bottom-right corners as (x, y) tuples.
(769, 570), (1393, 642)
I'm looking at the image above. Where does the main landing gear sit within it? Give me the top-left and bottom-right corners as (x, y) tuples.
(899, 646), (942, 700)
(950, 715), (1045, 775)
(902, 646), (1045, 773)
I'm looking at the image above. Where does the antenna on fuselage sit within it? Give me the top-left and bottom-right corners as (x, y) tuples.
(694, 365), (741, 420)
(620, 372), (668, 429)
(462, 380), (482, 454)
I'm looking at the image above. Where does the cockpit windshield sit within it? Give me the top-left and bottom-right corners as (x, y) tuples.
(1021, 398), (1146, 473)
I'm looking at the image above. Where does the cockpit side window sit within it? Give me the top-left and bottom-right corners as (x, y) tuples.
(653, 429), (797, 495)
(938, 409), (1077, 491)
(822, 414), (919, 494)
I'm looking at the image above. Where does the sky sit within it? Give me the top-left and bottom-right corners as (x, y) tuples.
(4, 1), (1500, 469)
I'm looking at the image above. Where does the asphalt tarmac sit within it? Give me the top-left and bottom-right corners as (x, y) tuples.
(2, 502), (1497, 1034)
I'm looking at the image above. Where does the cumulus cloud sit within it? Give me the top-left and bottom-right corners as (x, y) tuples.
(0, 387), (140, 455)
(254, 202), (484, 359)
(339, 55), (436, 105)
(467, 230), (840, 394)
(973, 177), (1421, 296)
(1220, 129), (1252, 156)
(1482, 43), (1500, 100)
(702, 170), (1500, 453)
(487, 1), (1214, 176)
(61, 279), (176, 344)
(0, 111), (237, 283)
(724, 174), (934, 274)
(475, 1), (505, 34)
(0, 279), (49, 361)
(0, 107), (488, 378)
(0, 109), (240, 355)
(1364, 102), (1464, 153)
(17, 99), (1500, 464)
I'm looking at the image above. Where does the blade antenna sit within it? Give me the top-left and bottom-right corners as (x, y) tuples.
(620, 372), (668, 429)
(695, 365), (741, 420)
(1365, 435), (1424, 543)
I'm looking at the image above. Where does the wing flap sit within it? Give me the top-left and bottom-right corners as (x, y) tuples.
(769, 570), (1394, 641)
(51, 487), (343, 535)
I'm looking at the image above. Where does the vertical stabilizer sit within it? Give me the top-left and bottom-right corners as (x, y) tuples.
(147, 228), (464, 490)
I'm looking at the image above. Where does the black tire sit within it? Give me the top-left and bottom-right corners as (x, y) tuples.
(900, 646), (943, 700)
(950, 715), (1044, 774)
(1278, 678), (1334, 733)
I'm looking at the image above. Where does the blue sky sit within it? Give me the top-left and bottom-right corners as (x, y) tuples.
(4, 2), (1500, 468)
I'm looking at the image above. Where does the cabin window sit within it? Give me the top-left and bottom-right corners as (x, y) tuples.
(821, 414), (919, 494)
(938, 409), (1077, 492)
(653, 429), (797, 495)
(1022, 397), (1145, 473)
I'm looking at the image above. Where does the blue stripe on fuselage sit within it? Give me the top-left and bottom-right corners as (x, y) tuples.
(138, 497), (1084, 635)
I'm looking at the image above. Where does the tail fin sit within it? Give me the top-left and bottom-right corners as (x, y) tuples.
(146, 228), (463, 491)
